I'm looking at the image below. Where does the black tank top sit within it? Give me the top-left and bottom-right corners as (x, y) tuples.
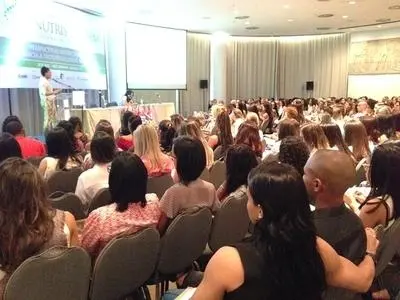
(224, 242), (266, 300)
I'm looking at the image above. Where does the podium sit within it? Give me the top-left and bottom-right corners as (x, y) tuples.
(55, 91), (85, 122)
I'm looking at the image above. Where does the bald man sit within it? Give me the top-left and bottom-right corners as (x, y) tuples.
(303, 150), (367, 300)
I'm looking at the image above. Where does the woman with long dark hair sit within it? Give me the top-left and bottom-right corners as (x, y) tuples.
(359, 142), (400, 228)
(260, 102), (274, 134)
(208, 111), (234, 161)
(39, 126), (82, 179)
(217, 145), (258, 201)
(191, 162), (377, 300)
(0, 158), (78, 295)
(344, 120), (372, 162)
(321, 123), (355, 161)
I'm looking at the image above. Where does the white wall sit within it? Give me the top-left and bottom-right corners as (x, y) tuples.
(348, 28), (400, 100)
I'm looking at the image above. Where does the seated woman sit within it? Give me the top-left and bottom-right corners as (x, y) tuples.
(75, 131), (116, 210)
(115, 112), (142, 151)
(39, 127), (82, 179)
(189, 162), (378, 300)
(266, 118), (300, 157)
(159, 120), (176, 153)
(208, 111), (234, 161)
(178, 121), (214, 168)
(82, 152), (161, 258)
(0, 158), (79, 295)
(278, 136), (310, 176)
(68, 116), (88, 151)
(321, 123), (355, 161)
(217, 145), (258, 201)
(235, 122), (263, 158)
(230, 109), (245, 139)
(157, 136), (220, 235)
(301, 123), (330, 155)
(58, 120), (84, 154)
(359, 142), (400, 228)
(134, 124), (174, 177)
(344, 120), (372, 163)
(0, 133), (22, 163)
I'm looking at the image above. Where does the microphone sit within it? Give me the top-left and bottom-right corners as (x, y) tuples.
(52, 78), (75, 90)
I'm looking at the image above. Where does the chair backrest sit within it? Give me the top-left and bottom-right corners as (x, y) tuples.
(199, 168), (210, 182)
(147, 174), (174, 199)
(27, 156), (44, 168)
(90, 228), (160, 300)
(47, 168), (83, 194)
(88, 188), (112, 214)
(157, 207), (212, 275)
(354, 158), (367, 186)
(4, 246), (91, 300)
(50, 192), (86, 220)
(375, 218), (400, 277)
(209, 160), (226, 189)
(209, 194), (250, 252)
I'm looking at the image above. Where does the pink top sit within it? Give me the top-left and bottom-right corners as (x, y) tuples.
(141, 153), (174, 177)
(81, 199), (161, 258)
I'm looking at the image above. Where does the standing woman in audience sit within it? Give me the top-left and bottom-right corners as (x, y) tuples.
(82, 153), (161, 258)
(39, 127), (82, 179)
(217, 145), (258, 201)
(75, 131), (116, 210)
(0, 133), (22, 163)
(134, 124), (174, 177)
(190, 162), (378, 300)
(159, 120), (176, 153)
(208, 111), (234, 161)
(344, 120), (372, 163)
(116, 111), (135, 151)
(0, 158), (79, 295)
(301, 123), (330, 155)
(235, 122), (263, 158)
(179, 121), (214, 168)
(158, 136), (220, 235)
(359, 142), (400, 228)
(321, 123), (355, 161)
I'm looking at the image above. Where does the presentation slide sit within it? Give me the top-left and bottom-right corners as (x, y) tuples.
(126, 23), (186, 90)
(0, 0), (106, 89)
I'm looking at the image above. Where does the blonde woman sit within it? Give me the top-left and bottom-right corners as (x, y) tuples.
(178, 121), (214, 168)
(134, 124), (174, 177)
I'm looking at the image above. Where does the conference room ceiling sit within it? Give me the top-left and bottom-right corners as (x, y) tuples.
(57, 0), (400, 35)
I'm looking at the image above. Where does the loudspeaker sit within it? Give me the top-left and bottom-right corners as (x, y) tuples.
(306, 81), (314, 91)
(200, 79), (208, 89)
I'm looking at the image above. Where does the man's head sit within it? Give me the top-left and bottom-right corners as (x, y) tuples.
(303, 149), (355, 206)
(4, 121), (24, 136)
(40, 66), (51, 79)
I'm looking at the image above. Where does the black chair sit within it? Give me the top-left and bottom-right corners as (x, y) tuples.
(88, 188), (112, 214)
(47, 168), (83, 194)
(89, 228), (160, 300)
(4, 246), (91, 300)
(50, 193), (86, 220)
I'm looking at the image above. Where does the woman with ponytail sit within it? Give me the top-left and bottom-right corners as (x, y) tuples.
(191, 161), (378, 300)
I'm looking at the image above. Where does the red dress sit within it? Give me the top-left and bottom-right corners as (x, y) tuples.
(116, 137), (134, 151)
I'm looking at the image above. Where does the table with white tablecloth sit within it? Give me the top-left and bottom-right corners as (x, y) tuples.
(70, 103), (175, 137)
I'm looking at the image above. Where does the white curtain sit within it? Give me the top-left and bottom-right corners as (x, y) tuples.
(277, 33), (350, 98)
(180, 33), (210, 116)
(227, 37), (277, 99)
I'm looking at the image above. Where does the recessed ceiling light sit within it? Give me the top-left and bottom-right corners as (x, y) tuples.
(342, 15), (349, 19)
(388, 5), (400, 10)
(283, 4), (290, 9)
(246, 26), (260, 30)
(244, 20), (251, 25)
(376, 18), (391, 23)
(288, 19), (294, 22)
(377, 25), (382, 28)
(348, 1), (356, 4)
(235, 15), (250, 20)
(318, 13), (334, 18)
